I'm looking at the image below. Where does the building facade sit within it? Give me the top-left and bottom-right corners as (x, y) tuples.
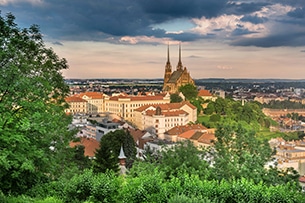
(65, 96), (87, 114)
(163, 44), (195, 93)
(134, 101), (197, 139)
(103, 93), (171, 123)
(78, 92), (104, 114)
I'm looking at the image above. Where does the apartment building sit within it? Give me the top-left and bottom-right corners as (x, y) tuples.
(65, 96), (87, 114)
(103, 93), (171, 123)
(78, 92), (104, 114)
(134, 101), (197, 139)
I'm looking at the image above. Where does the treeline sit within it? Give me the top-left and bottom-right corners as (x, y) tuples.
(2, 170), (301, 203)
(203, 98), (273, 129)
(1, 12), (304, 203)
(2, 123), (304, 202)
(263, 100), (305, 109)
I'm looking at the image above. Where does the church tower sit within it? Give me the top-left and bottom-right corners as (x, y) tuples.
(176, 43), (183, 71)
(162, 43), (195, 93)
(163, 44), (172, 84)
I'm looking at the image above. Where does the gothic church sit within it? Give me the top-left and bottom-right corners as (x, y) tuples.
(163, 44), (195, 93)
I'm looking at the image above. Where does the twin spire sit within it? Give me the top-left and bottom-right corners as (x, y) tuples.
(166, 43), (183, 71)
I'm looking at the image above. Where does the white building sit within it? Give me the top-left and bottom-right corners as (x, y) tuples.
(134, 101), (197, 139)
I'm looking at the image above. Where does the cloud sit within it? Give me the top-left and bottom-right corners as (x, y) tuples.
(52, 41), (63, 46)
(1, 0), (304, 48)
(240, 14), (268, 24)
(287, 7), (305, 18)
(0, 0), (43, 5)
(216, 65), (233, 70)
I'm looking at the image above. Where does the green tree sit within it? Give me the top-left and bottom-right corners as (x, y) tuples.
(94, 129), (136, 173)
(170, 93), (183, 103)
(204, 102), (215, 115)
(178, 84), (198, 100)
(211, 122), (273, 182)
(143, 141), (210, 180)
(0, 12), (72, 194)
(211, 121), (300, 187)
(214, 98), (227, 115)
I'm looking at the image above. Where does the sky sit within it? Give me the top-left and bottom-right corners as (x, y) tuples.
(1, 0), (305, 79)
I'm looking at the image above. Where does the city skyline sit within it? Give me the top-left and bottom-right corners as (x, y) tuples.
(1, 0), (305, 79)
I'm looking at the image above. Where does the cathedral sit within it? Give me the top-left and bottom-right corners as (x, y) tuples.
(163, 44), (195, 93)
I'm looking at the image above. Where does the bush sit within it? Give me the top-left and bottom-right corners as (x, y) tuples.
(63, 169), (120, 203)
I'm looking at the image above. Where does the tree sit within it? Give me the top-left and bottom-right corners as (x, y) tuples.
(211, 121), (300, 187)
(141, 140), (210, 180)
(170, 93), (183, 103)
(178, 84), (198, 100)
(94, 129), (136, 173)
(0, 12), (73, 194)
(211, 122), (273, 182)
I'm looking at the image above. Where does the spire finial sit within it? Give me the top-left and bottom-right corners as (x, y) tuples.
(179, 43), (181, 63)
(118, 145), (126, 159)
(177, 42), (183, 70)
(167, 42), (170, 63)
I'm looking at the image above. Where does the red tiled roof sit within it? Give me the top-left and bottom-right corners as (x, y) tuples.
(125, 128), (152, 149)
(166, 124), (208, 135)
(178, 130), (197, 139)
(134, 101), (195, 112)
(299, 176), (305, 183)
(78, 92), (103, 99)
(109, 95), (165, 101)
(65, 96), (87, 103)
(198, 133), (216, 144)
(198, 89), (212, 97)
(69, 137), (100, 157)
(145, 109), (187, 116)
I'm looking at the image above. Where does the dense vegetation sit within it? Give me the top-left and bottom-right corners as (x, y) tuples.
(1, 12), (304, 202)
(0, 12), (74, 195)
(263, 100), (305, 109)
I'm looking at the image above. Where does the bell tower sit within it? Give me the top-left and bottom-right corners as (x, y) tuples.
(164, 43), (172, 84)
(176, 43), (183, 71)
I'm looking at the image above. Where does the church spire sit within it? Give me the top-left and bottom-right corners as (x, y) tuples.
(177, 43), (183, 70)
(166, 43), (170, 66)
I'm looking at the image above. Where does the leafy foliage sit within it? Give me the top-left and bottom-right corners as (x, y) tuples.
(264, 100), (305, 109)
(154, 141), (210, 179)
(94, 129), (136, 173)
(0, 12), (72, 194)
(211, 122), (274, 182)
(204, 98), (271, 129)
(170, 93), (183, 103)
(211, 121), (300, 187)
(178, 84), (198, 100)
(63, 169), (120, 203)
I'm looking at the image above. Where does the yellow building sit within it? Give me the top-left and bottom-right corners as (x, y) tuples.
(198, 89), (217, 101)
(163, 44), (195, 93)
(104, 93), (171, 123)
(65, 96), (87, 114)
(134, 101), (197, 139)
(78, 92), (104, 114)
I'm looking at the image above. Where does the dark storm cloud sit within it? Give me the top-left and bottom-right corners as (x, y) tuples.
(231, 27), (258, 36)
(1, 0), (229, 42)
(288, 7), (305, 19)
(240, 14), (268, 24)
(165, 32), (203, 42)
(1, 0), (304, 47)
(231, 31), (305, 47)
(225, 1), (270, 15)
(138, 0), (228, 20)
(52, 41), (63, 46)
